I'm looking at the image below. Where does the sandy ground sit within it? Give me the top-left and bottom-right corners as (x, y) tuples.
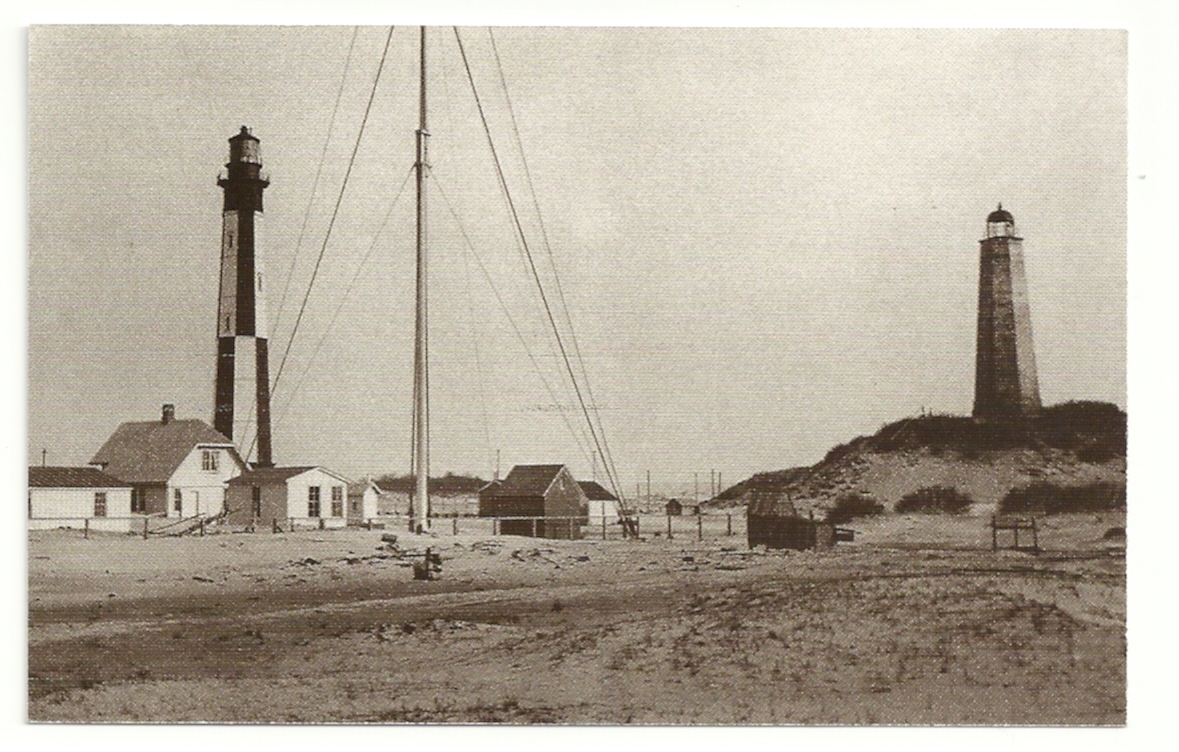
(27, 512), (1125, 724)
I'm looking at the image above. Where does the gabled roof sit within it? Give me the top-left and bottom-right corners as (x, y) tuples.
(90, 419), (236, 483)
(348, 479), (384, 497)
(227, 466), (319, 485)
(484, 464), (568, 497)
(578, 480), (618, 501)
(747, 489), (798, 518)
(29, 466), (132, 489)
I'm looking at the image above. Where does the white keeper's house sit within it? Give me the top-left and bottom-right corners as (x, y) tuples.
(89, 404), (246, 519)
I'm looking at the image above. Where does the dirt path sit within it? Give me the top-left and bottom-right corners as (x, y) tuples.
(28, 523), (1125, 724)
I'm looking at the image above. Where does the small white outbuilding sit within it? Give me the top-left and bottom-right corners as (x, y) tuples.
(28, 466), (135, 532)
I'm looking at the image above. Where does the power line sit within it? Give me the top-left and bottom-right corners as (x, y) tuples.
(486, 28), (626, 505)
(248, 25), (396, 462)
(272, 26), (360, 341)
(453, 27), (625, 505)
(272, 164), (416, 429)
(431, 171), (597, 469)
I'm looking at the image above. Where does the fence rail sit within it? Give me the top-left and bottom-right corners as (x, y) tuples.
(30, 511), (748, 542)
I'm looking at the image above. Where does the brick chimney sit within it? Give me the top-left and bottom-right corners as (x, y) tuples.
(162, 404), (175, 425)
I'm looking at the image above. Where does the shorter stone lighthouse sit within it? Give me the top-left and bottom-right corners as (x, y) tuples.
(973, 204), (1041, 421)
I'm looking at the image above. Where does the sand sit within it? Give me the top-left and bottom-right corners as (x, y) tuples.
(27, 512), (1125, 724)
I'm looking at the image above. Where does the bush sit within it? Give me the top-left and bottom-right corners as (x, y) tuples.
(998, 482), (1126, 515)
(827, 492), (884, 524)
(1036, 401), (1126, 455)
(895, 486), (974, 514)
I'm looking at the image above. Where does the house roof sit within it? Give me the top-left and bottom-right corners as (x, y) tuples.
(578, 480), (618, 501)
(348, 479), (384, 497)
(227, 466), (319, 485)
(90, 419), (236, 483)
(484, 464), (567, 497)
(29, 466), (132, 489)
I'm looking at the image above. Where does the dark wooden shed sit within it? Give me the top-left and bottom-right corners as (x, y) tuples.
(478, 464), (586, 540)
(665, 498), (683, 516)
(746, 489), (838, 551)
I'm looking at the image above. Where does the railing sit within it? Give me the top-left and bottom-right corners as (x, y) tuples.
(341, 512), (746, 541)
(30, 511), (748, 542)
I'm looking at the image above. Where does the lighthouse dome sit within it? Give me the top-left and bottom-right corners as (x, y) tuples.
(987, 204), (1014, 224)
(985, 203), (1016, 239)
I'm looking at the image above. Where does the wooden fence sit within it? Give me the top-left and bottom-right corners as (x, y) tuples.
(30, 511), (748, 542)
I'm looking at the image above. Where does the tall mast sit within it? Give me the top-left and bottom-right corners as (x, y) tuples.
(411, 26), (430, 533)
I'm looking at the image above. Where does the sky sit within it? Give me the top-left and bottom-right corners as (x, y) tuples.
(26, 21), (1129, 498)
(7, 2), (1179, 747)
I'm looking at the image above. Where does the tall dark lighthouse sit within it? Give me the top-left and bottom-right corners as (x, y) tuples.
(214, 126), (274, 467)
(973, 204), (1042, 421)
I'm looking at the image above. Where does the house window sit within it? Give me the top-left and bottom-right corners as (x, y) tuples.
(202, 449), (220, 472)
(308, 486), (321, 518)
(94, 492), (107, 518)
(331, 486), (344, 517)
(174, 488), (183, 513)
(131, 487), (146, 514)
(351, 500), (359, 513)
(251, 486), (262, 519)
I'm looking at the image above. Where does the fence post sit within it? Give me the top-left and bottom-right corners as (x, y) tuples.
(698, 513), (703, 541)
(453, 517), (458, 536)
(289, 517), (295, 533)
(84, 518), (89, 539)
(602, 515), (607, 540)
(272, 517), (278, 534)
(727, 514), (732, 536)
(493, 517), (499, 536)
(199, 517), (205, 536)
(991, 515), (997, 552)
(143, 517), (149, 540)
(667, 514), (673, 540)
(635, 516), (640, 538)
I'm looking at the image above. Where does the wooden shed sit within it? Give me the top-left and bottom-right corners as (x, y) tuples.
(746, 489), (838, 551)
(347, 478), (383, 526)
(478, 464), (586, 539)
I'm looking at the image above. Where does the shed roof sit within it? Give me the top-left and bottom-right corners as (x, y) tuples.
(348, 479), (384, 497)
(228, 466), (319, 485)
(578, 480), (618, 501)
(747, 489), (799, 518)
(485, 464), (567, 497)
(90, 419), (235, 483)
(29, 466), (132, 489)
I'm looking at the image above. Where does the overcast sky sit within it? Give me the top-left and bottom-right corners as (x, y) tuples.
(27, 22), (1128, 495)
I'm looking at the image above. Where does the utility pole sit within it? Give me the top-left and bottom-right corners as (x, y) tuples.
(410, 25), (431, 534)
(646, 470), (651, 507)
(41, 448), (47, 467)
